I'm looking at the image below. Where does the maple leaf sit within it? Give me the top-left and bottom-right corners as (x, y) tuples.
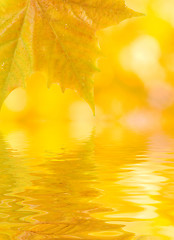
(0, 0), (139, 111)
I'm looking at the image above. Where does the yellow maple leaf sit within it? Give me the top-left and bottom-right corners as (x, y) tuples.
(0, 0), (139, 111)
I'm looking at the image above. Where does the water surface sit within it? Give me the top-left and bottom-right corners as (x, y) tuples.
(0, 123), (174, 239)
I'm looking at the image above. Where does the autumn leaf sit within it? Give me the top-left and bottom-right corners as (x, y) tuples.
(0, 0), (139, 111)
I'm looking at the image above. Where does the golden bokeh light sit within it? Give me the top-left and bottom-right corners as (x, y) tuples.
(0, 0), (174, 133)
(4, 88), (27, 112)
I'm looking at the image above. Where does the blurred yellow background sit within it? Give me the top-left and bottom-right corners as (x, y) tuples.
(1, 2), (174, 239)
(1, 0), (174, 132)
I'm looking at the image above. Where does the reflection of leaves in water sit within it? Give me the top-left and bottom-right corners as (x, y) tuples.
(0, 134), (36, 239)
(13, 136), (131, 240)
(2, 127), (170, 240)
